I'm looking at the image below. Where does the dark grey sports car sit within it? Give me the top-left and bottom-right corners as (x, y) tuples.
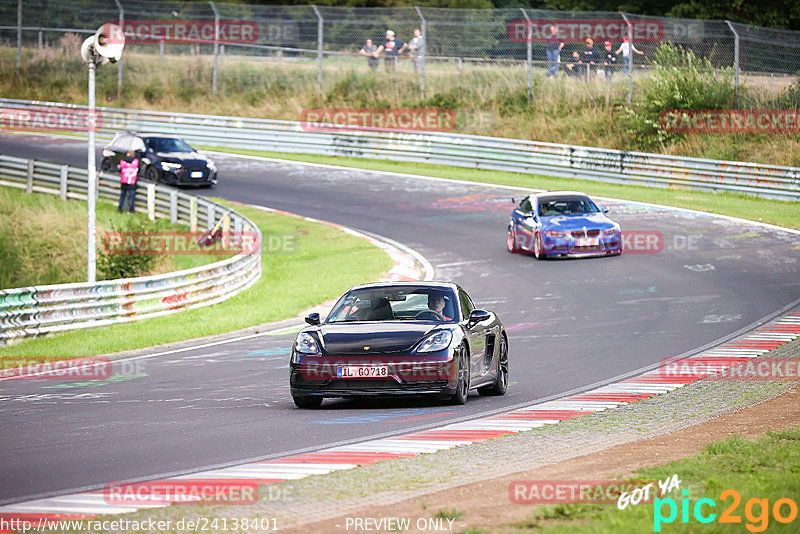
(289, 282), (508, 409)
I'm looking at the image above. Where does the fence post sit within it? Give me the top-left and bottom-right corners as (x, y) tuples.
(520, 8), (532, 100)
(312, 5), (323, 93)
(114, 0), (124, 98)
(190, 197), (198, 232)
(16, 0), (22, 76)
(147, 183), (156, 221)
(210, 1), (220, 95)
(620, 12), (633, 105)
(415, 6), (427, 99)
(206, 203), (215, 230)
(725, 20), (740, 109)
(26, 160), (33, 193)
(169, 189), (177, 224)
(60, 165), (68, 200)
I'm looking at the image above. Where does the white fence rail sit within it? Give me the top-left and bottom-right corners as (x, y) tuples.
(0, 154), (262, 345)
(1, 98), (797, 201)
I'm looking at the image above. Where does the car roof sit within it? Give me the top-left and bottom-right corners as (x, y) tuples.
(346, 281), (459, 293)
(532, 190), (590, 200)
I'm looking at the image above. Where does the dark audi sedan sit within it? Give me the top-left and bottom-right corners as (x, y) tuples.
(289, 282), (509, 409)
(101, 132), (217, 187)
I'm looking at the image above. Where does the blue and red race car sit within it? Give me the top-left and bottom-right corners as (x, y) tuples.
(507, 191), (622, 259)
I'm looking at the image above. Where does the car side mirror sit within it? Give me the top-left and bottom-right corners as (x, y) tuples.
(305, 313), (320, 326)
(468, 309), (491, 326)
(602, 207), (610, 214)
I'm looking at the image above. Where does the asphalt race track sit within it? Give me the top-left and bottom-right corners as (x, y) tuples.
(1, 134), (799, 504)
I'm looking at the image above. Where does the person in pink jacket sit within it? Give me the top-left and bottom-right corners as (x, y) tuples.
(118, 150), (139, 213)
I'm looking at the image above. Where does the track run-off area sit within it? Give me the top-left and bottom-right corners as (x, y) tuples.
(1, 133), (799, 505)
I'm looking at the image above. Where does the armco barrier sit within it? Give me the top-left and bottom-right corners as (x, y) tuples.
(1, 98), (799, 201)
(0, 154), (262, 346)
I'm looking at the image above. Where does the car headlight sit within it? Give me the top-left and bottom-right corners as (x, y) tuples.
(294, 332), (321, 355)
(545, 230), (569, 237)
(416, 330), (453, 353)
(206, 161), (216, 170)
(603, 226), (620, 236)
(161, 162), (182, 171)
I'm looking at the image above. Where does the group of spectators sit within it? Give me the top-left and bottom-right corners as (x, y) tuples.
(547, 25), (643, 80)
(360, 29), (425, 72)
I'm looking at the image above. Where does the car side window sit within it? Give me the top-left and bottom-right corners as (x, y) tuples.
(458, 289), (474, 322)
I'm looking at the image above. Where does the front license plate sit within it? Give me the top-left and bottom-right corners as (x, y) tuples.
(336, 365), (389, 378)
(575, 237), (599, 247)
(190, 171), (203, 178)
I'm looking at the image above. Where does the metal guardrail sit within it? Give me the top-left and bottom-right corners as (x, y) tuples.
(1, 98), (797, 201)
(0, 154), (262, 345)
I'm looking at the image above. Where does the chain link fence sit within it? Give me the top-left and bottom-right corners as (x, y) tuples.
(1, 0), (799, 107)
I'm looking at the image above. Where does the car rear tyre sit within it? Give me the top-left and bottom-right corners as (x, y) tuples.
(293, 396), (323, 409)
(507, 227), (520, 253)
(100, 158), (114, 173)
(479, 334), (508, 396)
(447, 345), (470, 405)
(533, 232), (546, 260)
(145, 165), (160, 183)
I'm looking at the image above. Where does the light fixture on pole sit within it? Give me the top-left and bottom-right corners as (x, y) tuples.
(80, 23), (124, 283)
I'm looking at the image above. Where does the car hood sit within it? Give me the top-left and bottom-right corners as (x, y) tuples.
(156, 152), (210, 166)
(541, 213), (615, 231)
(315, 322), (441, 355)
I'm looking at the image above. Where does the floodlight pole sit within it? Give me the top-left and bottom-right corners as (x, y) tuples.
(87, 57), (97, 283)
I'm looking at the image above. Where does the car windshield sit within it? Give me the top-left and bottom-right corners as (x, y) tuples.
(538, 197), (600, 216)
(146, 137), (194, 153)
(327, 287), (458, 323)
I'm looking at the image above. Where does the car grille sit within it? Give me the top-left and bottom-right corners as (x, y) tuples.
(572, 244), (603, 251)
(571, 229), (600, 238)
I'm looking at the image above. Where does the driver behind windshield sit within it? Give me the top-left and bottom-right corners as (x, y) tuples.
(428, 293), (452, 321)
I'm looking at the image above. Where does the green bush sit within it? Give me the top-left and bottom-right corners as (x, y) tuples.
(97, 215), (164, 280)
(625, 44), (735, 149)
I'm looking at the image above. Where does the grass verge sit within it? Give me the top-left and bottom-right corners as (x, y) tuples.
(0, 186), (215, 288)
(0, 199), (393, 360)
(207, 148), (800, 231)
(512, 424), (800, 533)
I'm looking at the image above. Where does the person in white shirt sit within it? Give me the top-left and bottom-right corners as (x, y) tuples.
(615, 35), (644, 74)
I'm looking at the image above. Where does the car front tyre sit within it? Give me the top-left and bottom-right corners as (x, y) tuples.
(533, 232), (546, 260)
(478, 334), (508, 396)
(100, 158), (114, 173)
(447, 345), (470, 405)
(145, 165), (160, 183)
(293, 396), (323, 409)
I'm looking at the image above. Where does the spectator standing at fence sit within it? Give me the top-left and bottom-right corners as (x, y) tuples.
(376, 30), (406, 72)
(565, 51), (584, 78)
(603, 40), (617, 80)
(408, 28), (425, 73)
(581, 38), (598, 79)
(616, 35), (644, 75)
(360, 39), (379, 70)
(118, 150), (138, 214)
(545, 25), (564, 77)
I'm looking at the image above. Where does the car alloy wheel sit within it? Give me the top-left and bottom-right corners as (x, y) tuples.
(448, 345), (470, 405)
(534, 232), (546, 260)
(479, 334), (508, 396)
(507, 227), (520, 253)
(145, 165), (160, 183)
(100, 158), (114, 172)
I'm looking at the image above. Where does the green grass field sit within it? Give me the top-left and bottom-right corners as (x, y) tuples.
(505, 424), (800, 533)
(0, 199), (393, 360)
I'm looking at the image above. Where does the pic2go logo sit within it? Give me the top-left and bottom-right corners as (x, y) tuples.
(653, 489), (798, 532)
